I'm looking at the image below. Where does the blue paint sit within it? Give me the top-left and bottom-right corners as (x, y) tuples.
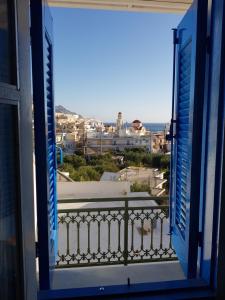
(31, 0), (57, 290)
(45, 31), (58, 266)
(171, 0), (207, 278)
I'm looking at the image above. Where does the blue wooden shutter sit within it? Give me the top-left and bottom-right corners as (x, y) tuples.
(45, 28), (57, 266)
(31, 0), (57, 290)
(170, 0), (207, 278)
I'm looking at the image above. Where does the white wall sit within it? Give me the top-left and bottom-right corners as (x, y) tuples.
(57, 181), (131, 199)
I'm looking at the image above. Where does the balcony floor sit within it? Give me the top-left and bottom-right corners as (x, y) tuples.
(52, 261), (185, 289)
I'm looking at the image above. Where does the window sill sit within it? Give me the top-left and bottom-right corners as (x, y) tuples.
(38, 263), (215, 300)
(38, 280), (214, 299)
(52, 261), (185, 290)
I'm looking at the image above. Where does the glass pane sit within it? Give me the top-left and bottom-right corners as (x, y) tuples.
(0, 0), (16, 84)
(0, 104), (20, 299)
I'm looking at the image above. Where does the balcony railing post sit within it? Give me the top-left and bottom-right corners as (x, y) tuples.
(124, 199), (129, 266)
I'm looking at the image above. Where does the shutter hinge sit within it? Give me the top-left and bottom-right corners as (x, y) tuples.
(35, 241), (39, 258)
(172, 28), (179, 45)
(206, 36), (211, 54)
(166, 119), (177, 141)
(198, 232), (203, 248)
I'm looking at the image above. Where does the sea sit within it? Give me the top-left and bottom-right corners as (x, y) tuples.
(105, 123), (167, 132)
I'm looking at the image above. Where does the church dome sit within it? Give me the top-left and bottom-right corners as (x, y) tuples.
(132, 119), (143, 130)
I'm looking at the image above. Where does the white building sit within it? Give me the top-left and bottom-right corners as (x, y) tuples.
(86, 113), (152, 153)
(86, 133), (152, 153)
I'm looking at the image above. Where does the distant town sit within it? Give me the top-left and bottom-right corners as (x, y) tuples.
(56, 105), (171, 197)
(55, 105), (171, 155)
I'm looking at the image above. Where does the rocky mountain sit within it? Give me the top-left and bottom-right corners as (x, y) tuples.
(55, 105), (82, 117)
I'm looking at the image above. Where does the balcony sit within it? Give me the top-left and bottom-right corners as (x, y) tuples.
(57, 196), (176, 268)
(51, 196), (186, 290)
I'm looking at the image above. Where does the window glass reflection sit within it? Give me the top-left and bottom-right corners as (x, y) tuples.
(0, 0), (16, 84)
(0, 104), (20, 299)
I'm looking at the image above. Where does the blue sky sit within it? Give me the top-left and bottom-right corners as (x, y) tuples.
(51, 8), (182, 122)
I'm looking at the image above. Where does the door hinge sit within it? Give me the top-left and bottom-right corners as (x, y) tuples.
(166, 119), (177, 141)
(206, 36), (211, 54)
(198, 232), (203, 248)
(35, 241), (39, 258)
(172, 28), (179, 45)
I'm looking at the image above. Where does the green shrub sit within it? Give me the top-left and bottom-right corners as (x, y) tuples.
(58, 163), (74, 174)
(64, 154), (86, 169)
(59, 150), (171, 184)
(160, 155), (170, 169)
(131, 182), (151, 194)
(142, 153), (152, 166)
(77, 166), (101, 181)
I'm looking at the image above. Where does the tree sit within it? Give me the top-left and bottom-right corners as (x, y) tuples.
(151, 154), (162, 168)
(64, 154), (86, 169)
(160, 155), (170, 169)
(58, 163), (74, 174)
(101, 162), (119, 173)
(77, 166), (101, 181)
(163, 168), (170, 195)
(142, 153), (152, 167)
(59, 150), (171, 184)
(123, 150), (143, 166)
(131, 182), (151, 194)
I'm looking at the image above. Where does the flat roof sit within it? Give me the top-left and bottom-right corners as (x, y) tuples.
(48, 0), (192, 13)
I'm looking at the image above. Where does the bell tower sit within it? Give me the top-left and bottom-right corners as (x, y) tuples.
(116, 112), (123, 131)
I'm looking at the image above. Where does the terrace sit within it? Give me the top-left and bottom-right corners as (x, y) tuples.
(49, 180), (185, 290)
(57, 196), (176, 268)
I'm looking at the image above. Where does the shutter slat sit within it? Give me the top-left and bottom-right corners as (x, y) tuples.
(175, 41), (192, 238)
(45, 34), (57, 242)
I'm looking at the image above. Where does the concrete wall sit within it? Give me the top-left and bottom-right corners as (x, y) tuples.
(57, 181), (131, 199)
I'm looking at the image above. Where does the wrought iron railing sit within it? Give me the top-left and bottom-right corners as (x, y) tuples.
(56, 197), (176, 268)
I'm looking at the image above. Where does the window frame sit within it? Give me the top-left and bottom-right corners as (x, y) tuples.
(198, 0), (225, 293)
(206, 0), (225, 296)
(34, 0), (225, 298)
(0, 98), (24, 300)
(0, 2), (23, 297)
(0, 0), (19, 87)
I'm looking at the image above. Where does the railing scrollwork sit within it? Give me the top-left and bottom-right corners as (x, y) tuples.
(56, 197), (176, 268)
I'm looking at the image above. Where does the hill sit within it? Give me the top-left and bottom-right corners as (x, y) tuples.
(55, 105), (82, 117)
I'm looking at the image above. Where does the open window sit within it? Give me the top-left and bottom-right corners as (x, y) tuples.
(31, 0), (211, 294)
